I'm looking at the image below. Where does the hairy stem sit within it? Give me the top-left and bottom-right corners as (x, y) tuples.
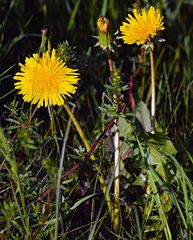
(108, 51), (120, 234)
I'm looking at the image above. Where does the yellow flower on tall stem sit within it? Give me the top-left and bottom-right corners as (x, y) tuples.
(14, 49), (79, 108)
(120, 6), (164, 45)
(120, 6), (165, 133)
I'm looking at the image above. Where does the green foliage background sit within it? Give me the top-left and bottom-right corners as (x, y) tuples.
(0, 0), (193, 239)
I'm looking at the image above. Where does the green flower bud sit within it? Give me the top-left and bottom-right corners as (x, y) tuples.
(97, 17), (112, 51)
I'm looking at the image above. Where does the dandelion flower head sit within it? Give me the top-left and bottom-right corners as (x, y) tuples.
(14, 49), (79, 108)
(120, 6), (164, 45)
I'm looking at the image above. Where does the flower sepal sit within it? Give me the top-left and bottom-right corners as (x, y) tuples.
(141, 41), (154, 54)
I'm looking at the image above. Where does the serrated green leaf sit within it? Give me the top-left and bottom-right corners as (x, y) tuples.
(131, 173), (147, 186)
(145, 133), (177, 157)
(160, 138), (177, 156)
(118, 116), (133, 139)
(148, 146), (168, 182)
(145, 133), (177, 182)
(136, 101), (151, 132)
(118, 116), (134, 162)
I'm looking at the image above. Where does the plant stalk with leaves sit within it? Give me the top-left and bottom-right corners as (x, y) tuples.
(97, 17), (121, 233)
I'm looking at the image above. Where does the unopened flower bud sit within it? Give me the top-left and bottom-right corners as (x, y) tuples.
(97, 17), (112, 51)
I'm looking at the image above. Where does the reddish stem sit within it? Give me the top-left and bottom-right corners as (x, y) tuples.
(85, 118), (115, 160)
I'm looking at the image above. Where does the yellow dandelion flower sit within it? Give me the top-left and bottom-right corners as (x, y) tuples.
(120, 6), (164, 45)
(14, 49), (79, 108)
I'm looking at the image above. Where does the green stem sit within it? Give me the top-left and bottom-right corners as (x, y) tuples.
(98, 173), (114, 220)
(150, 50), (156, 134)
(63, 101), (95, 160)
